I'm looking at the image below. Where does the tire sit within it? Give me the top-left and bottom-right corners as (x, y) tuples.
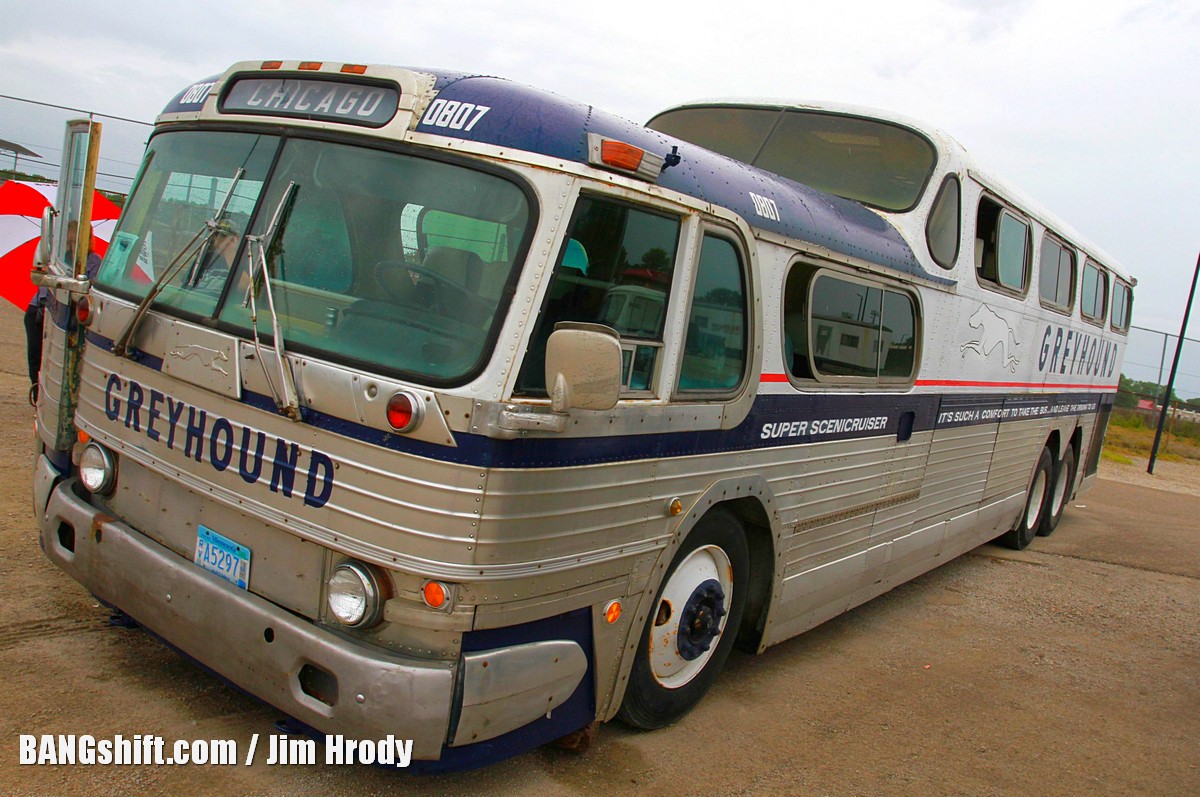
(1038, 446), (1076, 537)
(617, 508), (750, 730)
(1001, 446), (1053, 550)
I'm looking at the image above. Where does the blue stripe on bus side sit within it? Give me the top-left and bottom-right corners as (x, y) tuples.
(85, 330), (1105, 469)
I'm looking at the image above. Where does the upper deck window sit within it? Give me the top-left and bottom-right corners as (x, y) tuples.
(1111, 281), (1133, 333)
(97, 130), (533, 386)
(1038, 234), (1075, 312)
(648, 107), (937, 212)
(1080, 261), (1108, 323)
(925, 175), (961, 269)
(975, 197), (1030, 294)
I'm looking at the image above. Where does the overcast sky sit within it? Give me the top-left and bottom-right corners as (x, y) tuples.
(2, 0), (1197, 362)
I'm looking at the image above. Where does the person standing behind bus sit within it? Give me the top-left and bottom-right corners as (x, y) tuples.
(25, 221), (101, 405)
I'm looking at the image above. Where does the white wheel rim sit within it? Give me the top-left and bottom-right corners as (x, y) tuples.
(649, 544), (733, 689)
(1051, 459), (1070, 515)
(1025, 467), (1048, 529)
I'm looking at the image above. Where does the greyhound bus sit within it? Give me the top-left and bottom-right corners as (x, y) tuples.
(32, 60), (1133, 769)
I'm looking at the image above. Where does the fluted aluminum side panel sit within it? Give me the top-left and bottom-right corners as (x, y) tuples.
(474, 461), (659, 568)
(983, 420), (1047, 501)
(915, 424), (998, 525)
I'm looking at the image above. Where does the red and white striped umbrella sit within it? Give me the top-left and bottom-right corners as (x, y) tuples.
(0, 180), (121, 309)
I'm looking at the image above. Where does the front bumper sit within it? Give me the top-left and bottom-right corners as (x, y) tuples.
(36, 459), (456, 761)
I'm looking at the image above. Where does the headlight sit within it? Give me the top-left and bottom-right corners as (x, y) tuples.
(326, 561), (385, 628)
(79, 443), (116, 495)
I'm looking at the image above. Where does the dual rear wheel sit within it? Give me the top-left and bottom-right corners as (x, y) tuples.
(1002, 444), (1076, 550)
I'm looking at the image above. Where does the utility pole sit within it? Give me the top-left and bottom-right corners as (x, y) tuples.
(1148, 250), (1200, 474)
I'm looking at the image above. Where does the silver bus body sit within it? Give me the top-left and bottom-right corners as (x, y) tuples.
(33, 62), (1132, 769)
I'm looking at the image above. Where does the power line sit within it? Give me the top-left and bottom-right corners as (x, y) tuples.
(0, 93), (151, 127)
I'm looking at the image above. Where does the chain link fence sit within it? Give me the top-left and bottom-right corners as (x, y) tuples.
(1121, 324), (1200, 404)
(0, 94), (152, 201)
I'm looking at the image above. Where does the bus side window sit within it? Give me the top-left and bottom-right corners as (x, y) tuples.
(515, 196), (681, 395)
(808, 272), (918, 382)
(783, 262), (818, 379)
(678, 234), (748, 394)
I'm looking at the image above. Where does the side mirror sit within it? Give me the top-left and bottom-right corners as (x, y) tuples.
(545, 322), (622, 413)
(35, 206), (55, 269)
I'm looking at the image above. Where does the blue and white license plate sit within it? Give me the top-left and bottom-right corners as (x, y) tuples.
(194, 525), (251, 589)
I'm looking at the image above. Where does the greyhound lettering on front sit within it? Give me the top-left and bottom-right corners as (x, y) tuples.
(960, 304), (1020, 372)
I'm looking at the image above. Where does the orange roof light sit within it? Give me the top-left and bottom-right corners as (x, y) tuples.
(260, 61), (283, 70)
(298, 61), (323, 71)
(341, 64), (368, 74)
(600, 140), (645, 172)
(587, 133), (665, 183)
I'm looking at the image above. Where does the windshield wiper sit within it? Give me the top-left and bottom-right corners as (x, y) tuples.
(112, 168), (245, 358)
(243, 181), (302, 421)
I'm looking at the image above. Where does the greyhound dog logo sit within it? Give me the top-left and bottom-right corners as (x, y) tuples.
(169, 344), (231, 375)
(960, 304), (1020, 372)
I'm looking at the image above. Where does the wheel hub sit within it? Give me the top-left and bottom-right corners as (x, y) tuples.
(677, 579), (727, 660)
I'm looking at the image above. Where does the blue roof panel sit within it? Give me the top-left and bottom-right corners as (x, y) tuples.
(418, 73), (933, 281)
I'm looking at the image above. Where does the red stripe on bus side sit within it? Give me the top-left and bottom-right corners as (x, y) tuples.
(758, 374), (1118, 391)
(914, 379), (1118, 391)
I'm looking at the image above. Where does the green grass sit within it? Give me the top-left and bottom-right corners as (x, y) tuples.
(1101, 450), (1133, 466)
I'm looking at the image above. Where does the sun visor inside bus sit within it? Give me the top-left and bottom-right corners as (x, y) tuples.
(309, 146), (527, 224)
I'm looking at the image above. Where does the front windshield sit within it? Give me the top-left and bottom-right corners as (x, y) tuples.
(97, 131), (532, 384)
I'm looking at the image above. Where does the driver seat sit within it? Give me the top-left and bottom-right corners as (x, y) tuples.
(421, 246), (484, 292)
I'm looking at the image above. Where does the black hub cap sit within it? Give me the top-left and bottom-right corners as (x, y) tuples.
(676, 578), (727, 661)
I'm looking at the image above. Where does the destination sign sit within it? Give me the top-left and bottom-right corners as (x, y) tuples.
(221, 77), (399, 127)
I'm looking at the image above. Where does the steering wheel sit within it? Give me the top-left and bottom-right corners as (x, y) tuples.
(374, 261), (490, 321)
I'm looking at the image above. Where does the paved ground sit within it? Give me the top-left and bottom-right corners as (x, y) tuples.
(0, 305), (1196, 796)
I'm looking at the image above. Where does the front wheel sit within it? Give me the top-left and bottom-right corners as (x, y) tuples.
(1001, 446), (1053, 550)
(617, 508), (749, 730)
(1038, 446), (1076, 537)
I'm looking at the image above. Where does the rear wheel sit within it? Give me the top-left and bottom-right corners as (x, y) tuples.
(1038, 446), (1076, 537)
(1001, 446), (1053, 550)
(618, 508), (749, 730)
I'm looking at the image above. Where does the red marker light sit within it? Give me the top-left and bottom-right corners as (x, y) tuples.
(386, 391), (423, 433)
(76, 295), (93, 326)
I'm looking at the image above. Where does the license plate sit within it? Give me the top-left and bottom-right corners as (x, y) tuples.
(194, 525), (251, 589)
